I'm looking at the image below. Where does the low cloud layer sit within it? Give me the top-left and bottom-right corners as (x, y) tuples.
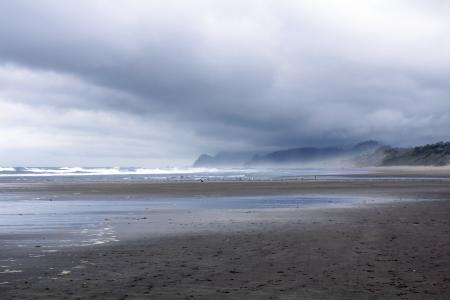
(0, 0), (449, 166)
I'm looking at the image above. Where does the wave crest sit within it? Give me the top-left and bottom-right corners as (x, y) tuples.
(0, 166), (226, 177)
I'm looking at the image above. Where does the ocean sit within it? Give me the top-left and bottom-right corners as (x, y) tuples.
(0, 166), (370, 183)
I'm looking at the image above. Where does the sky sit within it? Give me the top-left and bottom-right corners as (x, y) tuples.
(0, 0), (449, 166)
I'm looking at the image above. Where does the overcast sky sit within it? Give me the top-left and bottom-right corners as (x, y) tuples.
(0, 0), (449, 166)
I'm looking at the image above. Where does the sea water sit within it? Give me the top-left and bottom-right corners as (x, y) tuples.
(0, 166), (369, 183)
(0, 194), (365, 250)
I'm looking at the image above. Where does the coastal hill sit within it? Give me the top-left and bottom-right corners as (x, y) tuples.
(247, 141), (381, 167)
(193, 141), (381, 167)
(380, 141), (450, 166)
(193, 152), (257, 168)
(194, 141), (450, 167)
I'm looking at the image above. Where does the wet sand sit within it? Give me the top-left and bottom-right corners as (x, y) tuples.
(1, 176), (450, 299)
(2, 177), (450, 200)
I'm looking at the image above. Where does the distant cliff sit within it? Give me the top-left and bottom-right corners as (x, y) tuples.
(193, 152), (257, 168)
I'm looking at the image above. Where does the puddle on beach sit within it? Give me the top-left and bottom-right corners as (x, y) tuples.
(0, 195), (373, 253)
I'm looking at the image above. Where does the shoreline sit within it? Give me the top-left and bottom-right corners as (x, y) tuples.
(2, 179), (450, 201)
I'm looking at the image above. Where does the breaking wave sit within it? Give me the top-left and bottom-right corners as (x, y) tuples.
(0, 166), (227, 177)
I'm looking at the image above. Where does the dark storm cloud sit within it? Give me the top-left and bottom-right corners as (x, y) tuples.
(0, 1), (275, 110)
(0, 0), (449, 165)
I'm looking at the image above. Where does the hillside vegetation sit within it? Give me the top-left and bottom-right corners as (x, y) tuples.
(381, 142), (450, 166)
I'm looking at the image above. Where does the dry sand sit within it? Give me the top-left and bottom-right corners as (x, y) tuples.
(1, 174), (450, 299)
